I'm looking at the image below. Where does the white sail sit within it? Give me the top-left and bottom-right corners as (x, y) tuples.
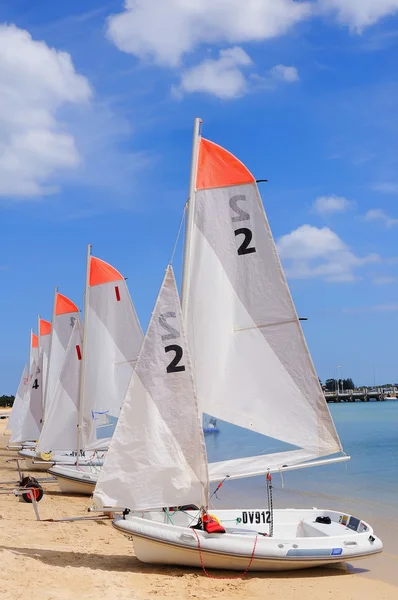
(29, 331), (39, 373)
(37, 320), (82, 453)
(94, 266), (208, 511)
(80, 254), (143, 450)
(7, 365), (28, 435)
(39, 318), (52, 412)
(184, 136), (342, 481)
(44, 293), (80, 420)
(17, 357), (43, 442)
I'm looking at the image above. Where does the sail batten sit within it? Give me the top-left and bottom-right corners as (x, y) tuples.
(234, 318), (301, 332)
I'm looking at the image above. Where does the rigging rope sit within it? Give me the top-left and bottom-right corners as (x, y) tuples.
(191, 528), (258, 579)
(169, 203), (187, 265)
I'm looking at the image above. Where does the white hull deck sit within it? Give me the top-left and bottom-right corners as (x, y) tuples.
(19, 449), (105, 472)
(23, 456), (53, 471)
(113, 508), (383, 572)
(48, 464), (99, 495)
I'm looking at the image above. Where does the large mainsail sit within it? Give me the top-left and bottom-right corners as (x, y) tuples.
(37, 320), (83, 453)
(183, 130), (342, 481)
(94, 266), (208, 510)
(18, 357), (43, 442)
(79, 251), (144, 450)
(7, 365), (28, 436)
(39, 318), (52, 412)
(9, 331), (38, 443)
(44, 292), (80, 420)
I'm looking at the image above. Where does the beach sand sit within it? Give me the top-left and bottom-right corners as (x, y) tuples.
(0, 420), (396, 600)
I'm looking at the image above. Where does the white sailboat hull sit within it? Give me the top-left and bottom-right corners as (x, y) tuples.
(48, 464), (98, 494)
(113, 508), (382, 572)
(19, 449), (105, 472)
(23, 455), (53, 471)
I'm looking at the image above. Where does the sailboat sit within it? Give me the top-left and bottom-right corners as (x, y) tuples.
(19, 292), (83, 470)
(13, 317), (50, 448)
(93, 118), (382, 570)
(6, 366), (29, 432)
(49, 247), (143, 493)
(7, 332), (38, 449)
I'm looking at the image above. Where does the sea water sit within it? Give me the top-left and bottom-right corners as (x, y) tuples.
(206, 400), (398, 582)
(206, 401), (398, 515)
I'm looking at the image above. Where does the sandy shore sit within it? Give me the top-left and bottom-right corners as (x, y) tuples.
(0, 420), (396, 600)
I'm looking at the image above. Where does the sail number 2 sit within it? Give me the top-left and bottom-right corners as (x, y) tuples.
(159, 311), (186, 374)
(229, 195), (256, 256)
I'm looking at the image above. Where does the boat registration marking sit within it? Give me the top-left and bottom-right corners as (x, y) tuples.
(237, 511), (271, 525)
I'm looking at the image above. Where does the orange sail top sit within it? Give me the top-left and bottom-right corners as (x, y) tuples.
(196, 138), (255, 191)
(39, 319), (52, 336)
(89, 256), (124, 287)
(55, 293), (79, 316)
(31, 333), (39, 348)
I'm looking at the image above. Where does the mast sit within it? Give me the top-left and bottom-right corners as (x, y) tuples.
(42, 286), (58, 423)
(77, 244), (91, 460)
(181, 117), (202, 321)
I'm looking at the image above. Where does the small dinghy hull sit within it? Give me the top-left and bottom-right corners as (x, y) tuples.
(18, 449), (105, 472)
(113, 508), (383, 572)
(48, 464), (98, 495)
(18, 449), (54, 470)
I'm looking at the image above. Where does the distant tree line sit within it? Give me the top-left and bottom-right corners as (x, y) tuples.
(0, 395), (14, 407)
(323, 378), (355, 392)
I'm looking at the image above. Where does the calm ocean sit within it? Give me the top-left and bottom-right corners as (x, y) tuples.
(206, 400), (398, 582)
(206, 400), (398, 517)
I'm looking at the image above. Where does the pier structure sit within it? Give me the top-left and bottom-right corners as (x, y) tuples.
(324, 389), (386, 403)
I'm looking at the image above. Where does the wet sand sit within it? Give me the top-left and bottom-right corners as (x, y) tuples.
(0, 420), (396, 600)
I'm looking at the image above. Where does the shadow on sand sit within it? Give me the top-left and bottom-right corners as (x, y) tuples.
(0, 544), (367, 579)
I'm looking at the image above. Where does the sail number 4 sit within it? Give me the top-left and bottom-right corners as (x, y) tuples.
(237, 510), (271, 525)
(159, 311), (186, 374)
(230, 195), (256, 256)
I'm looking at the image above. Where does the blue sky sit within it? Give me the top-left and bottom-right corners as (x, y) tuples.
(1, 0), (398, 392)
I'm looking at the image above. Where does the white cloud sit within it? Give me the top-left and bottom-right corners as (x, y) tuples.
(106, 0), (398, 70)
(372, 182), (398, 194)
(106, 0), (312, 66)
(343, 303), (398, 314)
(277, 224), (379, 282)
(372, 276), (398, 285)
(318, 0), (398, 31)
(176, 47), (252, 99)
(250, 64), (299, 92)
(311, 195), (352, 216)
(363, 209), (398, 228)
(0, 24), (91, 197)
(175, 50), (298, 99)
(269, 64), (299, 82)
